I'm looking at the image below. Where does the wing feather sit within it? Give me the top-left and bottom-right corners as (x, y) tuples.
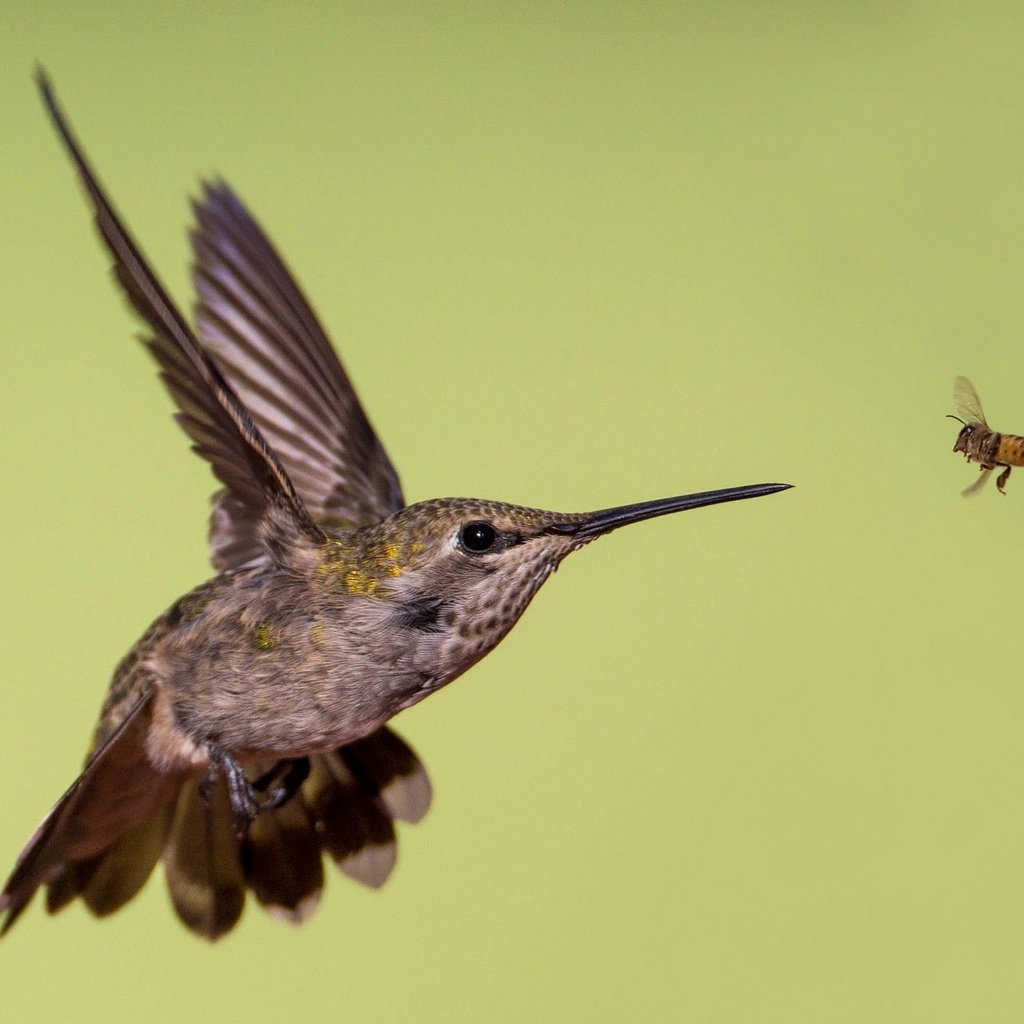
(36, 71), (324, 567)
(191, 182), (404, 566)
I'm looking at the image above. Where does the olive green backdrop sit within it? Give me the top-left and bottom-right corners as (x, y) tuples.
(3, 3), (1024, 1021)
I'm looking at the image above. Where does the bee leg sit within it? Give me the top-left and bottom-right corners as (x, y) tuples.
(997, 466), (1011, 494)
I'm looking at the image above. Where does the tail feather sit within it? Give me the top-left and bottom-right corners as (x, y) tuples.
(44, 861), (80, 915)
(244, 790), (323, 923)
(163, 776), (246, 941)
(81, 813), (169, 916)
(44, 813), (168, 918)
(341, 727), (432, 824)
(313, 752), (398, 889)
(2, 722), (432, 940)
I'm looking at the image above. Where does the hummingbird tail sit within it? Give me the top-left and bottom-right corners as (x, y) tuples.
(160, 727), (433, 940)
(1, 716), (432, 940)
(45, 813), (169, 917)
(305, 730), (434, 890)
(162, 774), (247, 939)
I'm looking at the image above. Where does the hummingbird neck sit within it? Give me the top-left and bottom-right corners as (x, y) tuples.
(313, 526), (427, 598)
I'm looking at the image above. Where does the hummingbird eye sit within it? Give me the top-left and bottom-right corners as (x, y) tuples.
(458, 521), (498, 554)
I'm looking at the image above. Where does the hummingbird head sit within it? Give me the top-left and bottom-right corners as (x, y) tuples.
(323, 483), (790, 688)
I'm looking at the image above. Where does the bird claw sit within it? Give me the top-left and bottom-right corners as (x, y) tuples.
(252, 758), (310, 812)
(202, 749), (310, 837)
(202, 744), (264, 838)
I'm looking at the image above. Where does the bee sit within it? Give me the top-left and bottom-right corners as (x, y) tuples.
(949, 375), (1024, 495)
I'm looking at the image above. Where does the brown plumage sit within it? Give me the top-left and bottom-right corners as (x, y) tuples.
(1, 75), (430, 940)
(1, 72), (788, 940)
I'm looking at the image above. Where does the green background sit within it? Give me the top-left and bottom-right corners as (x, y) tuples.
(3, 3), (1024, 1021)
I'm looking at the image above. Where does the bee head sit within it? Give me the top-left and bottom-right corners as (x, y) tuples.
(947, 415), (973, 454)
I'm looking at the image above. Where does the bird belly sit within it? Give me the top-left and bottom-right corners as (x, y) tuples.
(149, 634), (423, 766)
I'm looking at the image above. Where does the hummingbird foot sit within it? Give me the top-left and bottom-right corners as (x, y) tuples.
(251, 758), (311, 812)
(201, 748), (312, 836)
(202, 744), (266, 837)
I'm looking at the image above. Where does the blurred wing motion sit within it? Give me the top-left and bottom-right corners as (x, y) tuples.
(953, 375), (988, 426)
(191, 183), (405, 570)
(961, 466), (993, 497)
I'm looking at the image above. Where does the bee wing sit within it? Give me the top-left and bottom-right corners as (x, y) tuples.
(961, 466), (993, 498)
(953, 376), (989, 426)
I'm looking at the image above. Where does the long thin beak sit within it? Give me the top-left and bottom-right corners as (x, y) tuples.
(547, 482), (792, 537)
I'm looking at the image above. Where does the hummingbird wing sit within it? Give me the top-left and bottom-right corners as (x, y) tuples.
(190, 182), (405, 571)
(36, 72), (325, 563)
(0, 691), (176, 935)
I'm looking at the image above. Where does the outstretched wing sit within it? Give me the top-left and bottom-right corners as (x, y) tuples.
(191, 183), (405, 571)
(953, 376), (988, 427)
(36, 71), (325, 564)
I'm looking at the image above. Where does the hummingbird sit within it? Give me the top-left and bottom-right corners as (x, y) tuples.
(0, 72), (791, 941)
